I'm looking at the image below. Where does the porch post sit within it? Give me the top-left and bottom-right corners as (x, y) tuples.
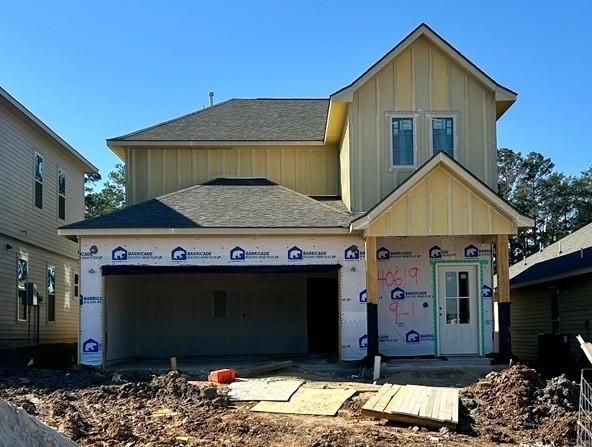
(365, 236), (379, 360)
(496, 234), (512, 362)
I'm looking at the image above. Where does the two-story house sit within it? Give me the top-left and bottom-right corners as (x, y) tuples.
(60, 24), (532, 367)
(0, 87), (97, 353)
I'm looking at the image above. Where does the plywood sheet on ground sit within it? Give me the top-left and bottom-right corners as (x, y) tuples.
(228, 379), (304, 402)
(251, 388), (356, 416)
(362, 384), (458, 429)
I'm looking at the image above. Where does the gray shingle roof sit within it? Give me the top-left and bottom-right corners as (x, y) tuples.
(109, 99), (329, 142)
(61, 178), (351, 230)
(510, 222), (592, 281)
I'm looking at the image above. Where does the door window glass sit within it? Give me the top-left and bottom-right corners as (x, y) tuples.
(443, 269), (471, 325)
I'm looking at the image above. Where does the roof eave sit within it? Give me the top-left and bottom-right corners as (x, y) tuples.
(59, 227), (352, 238)
(0, 87), (98, 173)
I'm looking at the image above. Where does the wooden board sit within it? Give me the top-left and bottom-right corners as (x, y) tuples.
(228, 379), (304, 402)
(251, 388), (356, 416)
(362, 384), (458, 429)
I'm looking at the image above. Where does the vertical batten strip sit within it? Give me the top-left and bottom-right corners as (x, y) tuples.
(447, 175), (453, 234)
(482, 92), (488, 185)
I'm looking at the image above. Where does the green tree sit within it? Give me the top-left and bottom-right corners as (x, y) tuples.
(84, 163), (125, 218)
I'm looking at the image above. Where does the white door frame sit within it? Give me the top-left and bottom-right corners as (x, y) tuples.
(434, 262), (483, 357)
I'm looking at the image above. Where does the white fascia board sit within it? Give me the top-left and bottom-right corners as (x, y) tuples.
(106, 140), (326, 149)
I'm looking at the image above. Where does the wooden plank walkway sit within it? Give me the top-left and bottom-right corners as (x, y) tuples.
(361, 384), (459, 429)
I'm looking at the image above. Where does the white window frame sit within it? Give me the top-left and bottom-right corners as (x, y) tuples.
(387, 112), (418, 169)
(427, 113), (459, 159)
(47, 263), (56, 323)
(33, 151), (44, 210)
(16, 252), (28, 322)
(57, 168), (66, 221)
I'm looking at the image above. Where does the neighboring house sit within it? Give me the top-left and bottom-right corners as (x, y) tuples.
(0, 87), (97, 350)
(510, 223), (592, 364)
(59, 23), (532, 367)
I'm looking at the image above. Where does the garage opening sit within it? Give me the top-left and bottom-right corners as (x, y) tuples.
(101, 265), (340, 365)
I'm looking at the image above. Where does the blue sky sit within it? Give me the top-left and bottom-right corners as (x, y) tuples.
(1, 0), (590, 182)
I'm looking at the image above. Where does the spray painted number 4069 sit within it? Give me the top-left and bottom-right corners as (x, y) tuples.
(377, 267), (420, 287)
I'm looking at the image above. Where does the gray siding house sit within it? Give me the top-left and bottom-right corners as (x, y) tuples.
(0, 86), (97, 350)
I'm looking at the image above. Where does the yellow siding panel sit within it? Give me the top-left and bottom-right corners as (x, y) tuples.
(238, 150), (252, 177)
(429, 168), (449, 235)
(407, 181), (428, 235)
(252, 150), (267, 177)
(267, 150), (282, 184)
(470, 194), (490, 234)
(193, 151), (208, 183)
(223, 150), (238, 177)
(450, 178), (469, 234)
(209, 150), (223, 177)
(340, 115), (351, 209)
(149, 150), (163, 198)
(395, 48), (413, 110)
(179, 150), (193, 189)
(432, 48), (449, 110)
(164, 150), (178, 192)
(134, 150), (148, 202)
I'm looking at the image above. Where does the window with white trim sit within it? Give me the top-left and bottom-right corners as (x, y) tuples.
(47, 265), (56, 322)
(17, 257), (28, 321)
(34, 153), (43, 209)
(390, 116), (416, 167)
(430, 116), (456, 157)
(58, 169), (66, 220)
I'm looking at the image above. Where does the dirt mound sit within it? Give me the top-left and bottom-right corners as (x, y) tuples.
(463, 364), (578, 446)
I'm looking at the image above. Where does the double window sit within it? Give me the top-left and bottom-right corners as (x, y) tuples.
(34, 153), (43, 209)
(389, 113), (457, 168)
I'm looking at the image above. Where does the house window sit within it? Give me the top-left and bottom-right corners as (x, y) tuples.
(16, 257), (28, 321)
(430, 116), (456, 157)
(390, 116), (416, 167)
(74, 273), (79, 297)
(58, 170), (66, 220)
(213, 290), (227, 318)
(34, 153), (44, 209)
(47, 265), (56, 322)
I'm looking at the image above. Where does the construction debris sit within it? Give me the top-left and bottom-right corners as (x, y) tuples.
(228, 378), (304, 401)
(251, 387), (356, 416)
(237, 360), (293, 378)
(463, 363), (578, 445)
(208, 368), (236, 384)
(362, 384), (459, 430)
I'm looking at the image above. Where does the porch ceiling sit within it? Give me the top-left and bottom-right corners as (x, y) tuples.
(351, 153), (533, 238)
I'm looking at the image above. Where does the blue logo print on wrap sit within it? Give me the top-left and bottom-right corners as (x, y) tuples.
(405, 330), (420, 343)
(358, 334), (368, 349)
(230, 246), (246, 261)
(287, 246), (303, 260)
(111, 246), (127, 261)
(83, 338), (99, 352)
(391, 287), (405, 300)
(464, 244), (479, 258)
(359, 289), (368, 303)
(428, 245), (442, 259)
(482, 284), (493, 297)
(344, 245), (360, 260)
(376, 247), (390, 260)
(171, 246), (187, 261)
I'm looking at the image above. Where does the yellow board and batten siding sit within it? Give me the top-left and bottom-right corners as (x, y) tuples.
(126, 145), (339, 204)
(367, 165), (515, 237)
(348, 36), (498, 213)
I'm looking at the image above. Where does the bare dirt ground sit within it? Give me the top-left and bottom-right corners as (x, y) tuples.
(0, 364), (579, 446)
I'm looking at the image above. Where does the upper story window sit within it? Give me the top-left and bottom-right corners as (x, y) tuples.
(58, 169), (66, 220)
(34, 153), (44, 209)
(430, 115), (457, 157)
(390, 115), (416, 167)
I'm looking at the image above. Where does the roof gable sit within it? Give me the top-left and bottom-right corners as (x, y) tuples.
(330, 23), (516, 115)
(352, 152), (533, 236)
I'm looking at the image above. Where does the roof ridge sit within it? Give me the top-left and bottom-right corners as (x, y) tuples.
(107, 98), (237, 141)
